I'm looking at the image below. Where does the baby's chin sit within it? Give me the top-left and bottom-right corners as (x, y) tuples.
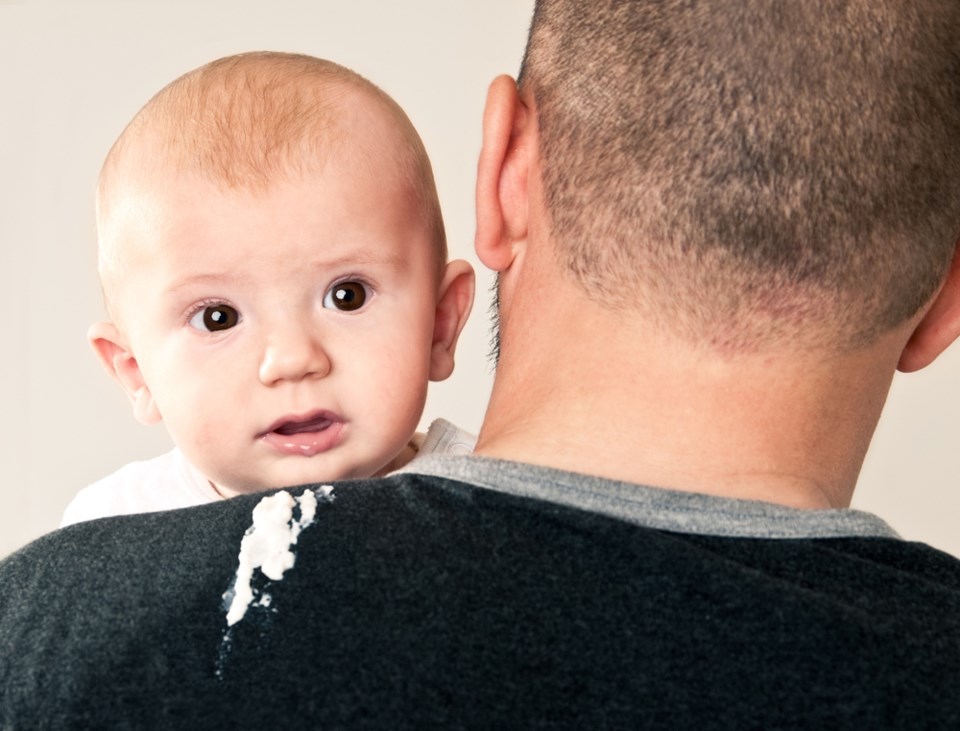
(208, 457), (396, 498)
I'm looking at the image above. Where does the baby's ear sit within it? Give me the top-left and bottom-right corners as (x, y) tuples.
(88, 321), (162, 425)
(429, 260), (476, 381)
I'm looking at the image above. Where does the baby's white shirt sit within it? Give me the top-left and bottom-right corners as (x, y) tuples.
(60, 419), (476, 527)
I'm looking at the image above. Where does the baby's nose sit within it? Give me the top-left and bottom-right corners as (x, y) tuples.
(258, 325), (331, 385)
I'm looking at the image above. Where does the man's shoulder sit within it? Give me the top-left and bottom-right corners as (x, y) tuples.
(4, 473), (960, 728)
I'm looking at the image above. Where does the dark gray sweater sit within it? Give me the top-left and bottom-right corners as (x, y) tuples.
(2, 457), (958, 729)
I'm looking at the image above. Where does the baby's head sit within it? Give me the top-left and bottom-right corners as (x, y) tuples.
(90, 52), (474, 496)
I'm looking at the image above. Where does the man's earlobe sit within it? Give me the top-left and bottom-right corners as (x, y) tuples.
(898, 242), (960, 373)
(88, 321), (162, 425)
(429, 260), (476, 382)
(475, 75), (531, 273)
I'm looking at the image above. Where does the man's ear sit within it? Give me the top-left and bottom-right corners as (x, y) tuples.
(898, 242), (960, 373)
(88, 321), (162, 425)
(475, 75), (533, 273)
(429, 259), (476, 381)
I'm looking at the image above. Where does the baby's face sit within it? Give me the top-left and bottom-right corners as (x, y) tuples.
(104, 143), (442, 496)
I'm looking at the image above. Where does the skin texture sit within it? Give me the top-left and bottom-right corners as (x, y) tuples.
(472, 76), (960, 510)
(90, 88), (474, 498)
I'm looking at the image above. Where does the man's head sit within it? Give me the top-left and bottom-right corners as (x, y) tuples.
(516, 0), (960, 352)
(89, 52), (474, 496)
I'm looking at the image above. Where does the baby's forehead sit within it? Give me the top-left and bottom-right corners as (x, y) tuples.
(98, 137), (441, 272)
(99, 113), (432, 255)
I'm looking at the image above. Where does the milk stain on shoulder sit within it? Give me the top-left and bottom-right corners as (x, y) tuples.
(217, 485), (334, 678)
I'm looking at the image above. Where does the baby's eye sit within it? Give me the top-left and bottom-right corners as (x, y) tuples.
(189, 304), (240, 332)
(323, 281), (368, 312)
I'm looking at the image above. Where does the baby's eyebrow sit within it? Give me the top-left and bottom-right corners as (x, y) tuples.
(161, 272), (240, 297)
(309, 247), (409, 272)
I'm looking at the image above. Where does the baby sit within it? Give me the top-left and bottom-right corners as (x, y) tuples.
(61, 52), (476, 526)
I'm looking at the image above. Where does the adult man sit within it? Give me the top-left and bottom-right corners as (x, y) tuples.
(2, 0), (959, 727)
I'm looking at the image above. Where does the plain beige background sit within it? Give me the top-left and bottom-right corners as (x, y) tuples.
(1, 0), (956, 560)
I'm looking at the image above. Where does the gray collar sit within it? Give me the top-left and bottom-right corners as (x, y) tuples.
(397, 454), (900, 540)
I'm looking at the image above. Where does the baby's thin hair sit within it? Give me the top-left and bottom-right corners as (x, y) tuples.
(133, 53), (357, 188)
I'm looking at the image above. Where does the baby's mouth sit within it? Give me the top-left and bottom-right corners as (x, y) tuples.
(272, 413), (333, 436)
(259, 411), (345, 457)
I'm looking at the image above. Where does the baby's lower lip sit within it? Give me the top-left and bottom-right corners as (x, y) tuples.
(259, 414), (344, 457)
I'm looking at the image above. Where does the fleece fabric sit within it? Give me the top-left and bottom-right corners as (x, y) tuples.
(2, 458), (959, 729)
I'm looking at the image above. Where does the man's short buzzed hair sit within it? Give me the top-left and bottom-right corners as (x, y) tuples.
(520, 0), (960, 350)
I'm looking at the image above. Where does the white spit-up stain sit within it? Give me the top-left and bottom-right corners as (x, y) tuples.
(223, 485), (333, 627)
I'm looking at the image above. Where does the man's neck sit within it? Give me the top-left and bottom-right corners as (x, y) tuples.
(475, 285), (904, 510)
